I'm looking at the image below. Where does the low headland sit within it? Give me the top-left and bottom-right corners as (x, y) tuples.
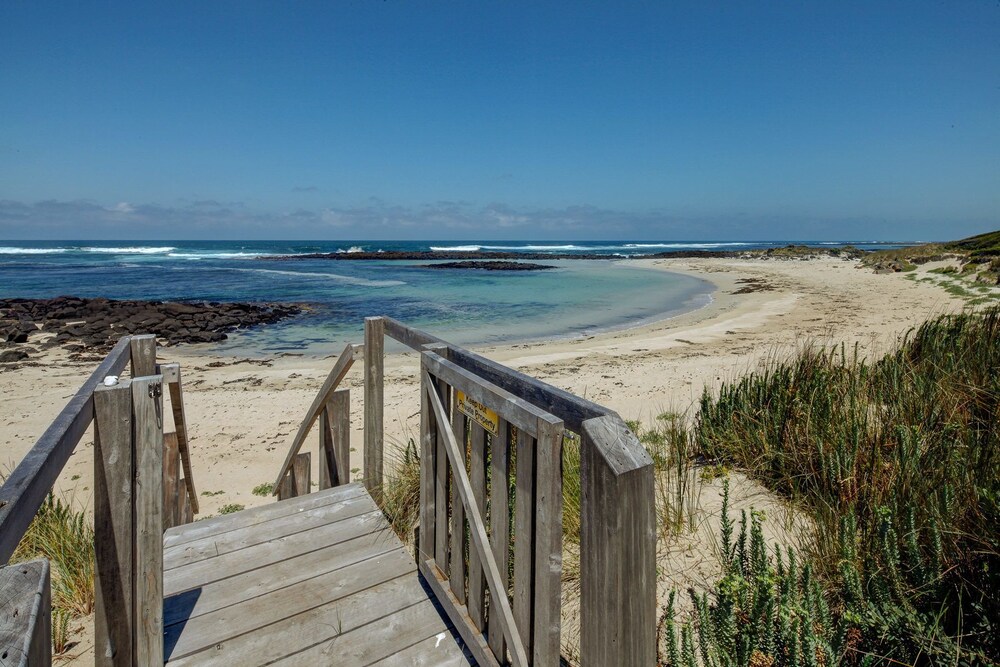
(3, 231), (999, 664)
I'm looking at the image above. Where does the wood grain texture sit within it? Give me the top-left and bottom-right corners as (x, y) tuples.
(162, 432), (180, 531)
(0, 559), (51, 667)
(418, 372), (436, 563)
(131, 376), (164, 667)
(129, 334), (157, 377)
(162, 364), (198, 514)
(487, 420), (510, 663)
(435, 388), (453, 573)
(292, 452), (311, 497)
(0, 336), (130, 564)
(448, 400), (466, 605)
(580, 415), (656, 667)
(364, 316), (385, 497)
(532, 416), (564, 666)
(512, 427), (535, 663)
(93, 379), (133, 667)
(467, 422), (487, 631)
(319, 389), (351, 489)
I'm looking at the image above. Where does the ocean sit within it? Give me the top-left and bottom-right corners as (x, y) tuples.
(0, 240), (911, 354)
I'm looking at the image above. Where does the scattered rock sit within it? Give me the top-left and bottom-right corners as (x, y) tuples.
(0, 349), (29, 363)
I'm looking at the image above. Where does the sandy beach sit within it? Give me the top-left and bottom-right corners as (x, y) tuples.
(1, 255), (967, 517)
(0, 255), (968, 661)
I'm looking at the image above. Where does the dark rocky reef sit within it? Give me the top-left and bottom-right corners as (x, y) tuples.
(0, 296), (304, 358)
(425, 261), (556, 271)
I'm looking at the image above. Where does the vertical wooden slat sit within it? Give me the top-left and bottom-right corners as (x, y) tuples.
(292, 451), (311, 496)
(277, 472), (293, 501)
(468, 422), (487, 630)
(487, 420), (510, 662)
(512, 427), (535, 659)
(363, 316), (384, 498)
(332, 389), (351, 485)
(533, 416), (564, 665)
(319, 389), (350, 489)
(162, 432), (180, 531)
(129, 334), (156, 377)
(178, 481), (193, 525)
(418, 369), (436, 562)
(163, 364), (198, 514)
(319, 406), (334, 490)
(434, 385), (451, 572)
(580, 415), (656, 666)
(449, 397), (467, 605)
(94, 379), (133, 667)
(131, 375), (164, 667)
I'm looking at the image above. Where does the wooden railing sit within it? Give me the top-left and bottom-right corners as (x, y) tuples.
(272, 342), (362, 498)
(420, 347), (564, 666)
(274, 316), (655, 665)
(0, 334), (199, 667)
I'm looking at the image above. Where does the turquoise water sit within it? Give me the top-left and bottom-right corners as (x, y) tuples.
(0, 239), (909, 354)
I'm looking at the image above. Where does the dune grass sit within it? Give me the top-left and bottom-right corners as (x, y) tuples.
(689, 306), (1000, 665)
(11, 492), (94, 656)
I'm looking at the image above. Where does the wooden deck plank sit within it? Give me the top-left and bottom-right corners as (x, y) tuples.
(167, 575), (430, 666)
(163, 525), (399, 628)
(269, 599), (464, 667)
(165, 549), (416, 660)
(165, 509), (387, 596)
(163, 483), (366, 549)
(164, 491), (374, 571)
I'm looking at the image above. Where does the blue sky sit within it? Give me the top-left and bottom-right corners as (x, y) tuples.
(1, 1), (998, 241)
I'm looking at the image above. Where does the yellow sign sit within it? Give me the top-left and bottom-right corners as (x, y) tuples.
(456, 390), (499, 436)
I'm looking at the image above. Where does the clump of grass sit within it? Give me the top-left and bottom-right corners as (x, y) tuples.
(12, 492), (93, 655)
(218, 503), (244, 514)
(695, 306), (1000, 663)
(251, 482), (274, 497)
(13, 492), (94, 618)
(379, 438), (422, 542)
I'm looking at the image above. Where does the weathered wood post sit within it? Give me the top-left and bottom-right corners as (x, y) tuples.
(319, 389), (350, 489)
(94, 379), (134, 667)
(363, 317), (384, 498)
(278, 453), (312, 500)
(0, 559), (51, 667)
(580, 415), (656, 666)
(131, 375), (164, 667)
(129, 334), (157, 377)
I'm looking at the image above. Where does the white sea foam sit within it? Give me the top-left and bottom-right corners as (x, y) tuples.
(0, 247), (68, 254)
(81, 246), (176, 254)
(233, 268), (404, 287)
(429, 245), (482, 251)
(622, 242), (751, 249)
(336, 246), (364, 254)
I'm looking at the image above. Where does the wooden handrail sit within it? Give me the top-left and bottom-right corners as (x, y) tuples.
(273, 342), (363, 491)
(0, 336), (133, 564)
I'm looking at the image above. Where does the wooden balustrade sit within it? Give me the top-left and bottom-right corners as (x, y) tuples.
(419, 349), (564, 667)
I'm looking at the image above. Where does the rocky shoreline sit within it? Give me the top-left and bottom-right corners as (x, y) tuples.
(424, 260), (556, 271)
(265, 245), (864, 262)
(0, 296), (304, 362)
